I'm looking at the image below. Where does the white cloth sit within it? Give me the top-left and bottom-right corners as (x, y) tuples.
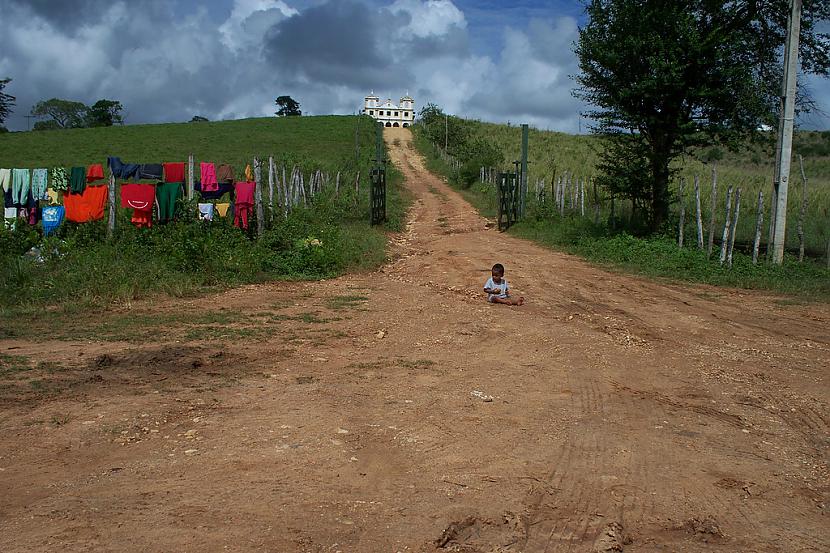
(4, 207), (17, 230)
(484, 276), (509, 300)
(198, 203), (214, 221)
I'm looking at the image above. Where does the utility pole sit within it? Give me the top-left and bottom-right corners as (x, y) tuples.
(520, 124), (529, 217)
(444, 114), (448, 151)
(771, 0), (802, 265)
(24, 114), (36, 130)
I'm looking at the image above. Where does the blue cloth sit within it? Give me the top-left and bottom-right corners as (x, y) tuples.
(195, 180), (234, 200)
(42, 206), (65, 236)
(108, 157), (141, 180)
(139, 163), (163, 180)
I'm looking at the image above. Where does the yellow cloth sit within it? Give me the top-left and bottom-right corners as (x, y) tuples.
(244, 164), (253, 181)
(47, 188), (61, 205)
(215, 203), (230, 217)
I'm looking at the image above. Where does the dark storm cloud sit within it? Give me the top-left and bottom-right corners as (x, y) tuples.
(404, 27), (470, 58)
(0, 0), (169, 32)
(263, 0), (410, 89)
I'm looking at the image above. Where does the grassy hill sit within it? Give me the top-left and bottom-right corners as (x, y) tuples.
(440, 119), (830, 254)
(0, 115), (373, 174)
(0, 115), (407, 321)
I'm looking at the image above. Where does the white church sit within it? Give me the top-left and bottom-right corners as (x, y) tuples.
(363, 92), (414, 127)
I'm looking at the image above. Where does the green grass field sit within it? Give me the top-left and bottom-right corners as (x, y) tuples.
(0, 115), (373, 175)
(0, 115), (409, 321)
(443, 119), (830, 255)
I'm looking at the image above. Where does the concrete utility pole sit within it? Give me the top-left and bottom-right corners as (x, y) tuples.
(771, 0), (802, 265)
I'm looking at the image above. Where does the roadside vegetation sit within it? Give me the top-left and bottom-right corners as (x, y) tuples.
(0, 115), (409, 326)
(413, 117), (830, 299)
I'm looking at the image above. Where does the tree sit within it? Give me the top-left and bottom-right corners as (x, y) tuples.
(85, 99), (123, 127)
(575, 0), (830, 232)
(0, 78), (15, 128)
(33, 120), (61, 131)
(31, 98), (88, 129)
(275, 96), (301, 116)
(190, 115), (209, 122)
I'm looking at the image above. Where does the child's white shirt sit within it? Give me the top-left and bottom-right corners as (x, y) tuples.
(484, 277), (509, 299)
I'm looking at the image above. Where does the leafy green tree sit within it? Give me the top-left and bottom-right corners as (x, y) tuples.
(275, 96), (301, 116)
(190, 115), (209, 122)
(0, 78), (15, 128)
(575, 0), (830, 232)
(31, 98), (88, 129)
(85, 99), (123, 127)
(33, 120), (62, 131)
(417, 103), (468, 157)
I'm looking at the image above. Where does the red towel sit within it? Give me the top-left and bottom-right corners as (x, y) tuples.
(65, 186), (108, 222)
(86, 163), (105, 183)
(164, 162), (185, 183)
(121, 183), (156, 211)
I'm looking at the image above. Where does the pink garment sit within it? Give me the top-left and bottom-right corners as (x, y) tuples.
(234, 181), (255, 230)
(234, 181), (255, 205)
(200, 162), (218, 192)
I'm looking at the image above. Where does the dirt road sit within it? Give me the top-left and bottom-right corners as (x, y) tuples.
(1, 127), (828, 552)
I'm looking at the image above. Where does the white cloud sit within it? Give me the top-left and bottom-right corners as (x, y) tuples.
(388, 0), (466, 37)
(219, 0), (298, 51)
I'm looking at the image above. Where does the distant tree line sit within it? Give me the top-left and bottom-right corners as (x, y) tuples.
(31, 98), (124, 130)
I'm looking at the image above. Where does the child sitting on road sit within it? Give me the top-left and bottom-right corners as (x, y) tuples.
(483, 263), (524, 305)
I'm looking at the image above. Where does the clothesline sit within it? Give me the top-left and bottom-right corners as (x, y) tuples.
(2, 155), (359, 237)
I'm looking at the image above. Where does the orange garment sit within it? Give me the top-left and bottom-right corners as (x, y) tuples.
(244, 164), (253, 181)
(87, 164), (105, 183)
(64, 185), (108, 223)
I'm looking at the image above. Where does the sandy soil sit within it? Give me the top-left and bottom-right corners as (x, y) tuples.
(1, 127), (827, 552)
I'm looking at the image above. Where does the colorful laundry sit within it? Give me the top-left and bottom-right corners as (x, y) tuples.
(198, 203), (214, 221)
(64, 186), (108, 223)
(121, 183), (156, 212)
(217, 164), (234, 184)
(31, 168), (49, 200)
(50, 167), (69, 191)
(234, 181), (255, 230)
(108, 157), (140, 180)
(156, 182), (182, 222)
(11, 169), (30, 206)
(139, 164), (163, 180)
(69, 166), (87, 194)
(87, 164), (105, 183)
(131, 210), (153, 228)
(164, 162), (185, 183)
(41, 206), (65, 236)
(0, 168), (10, 192)
(244, 164), (254, 182)
(200, 162), (218, 192)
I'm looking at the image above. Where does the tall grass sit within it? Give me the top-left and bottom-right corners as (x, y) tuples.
(415, 126), (830, 299)
(448, 119), (830, 255)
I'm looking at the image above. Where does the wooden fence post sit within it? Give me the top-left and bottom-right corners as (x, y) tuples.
(254, 157), (264, 236)
(797, 154), (808, 262)
(694, 175), (703, 249)
(707, 165), (718, 258)
(727, 187), (741, 267)
(268, 156), (274, 224)
(752, 190), (764, 264)
(580, 178), (585, 217)
(187, 154), (194, 200)
(678, 177), (686, 248)
(107, 172), (116, 239)
(719, 185), (733, 265)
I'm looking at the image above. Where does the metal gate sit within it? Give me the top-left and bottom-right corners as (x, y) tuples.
(498, 171), (519, 231)
(370, 167), (386, 225)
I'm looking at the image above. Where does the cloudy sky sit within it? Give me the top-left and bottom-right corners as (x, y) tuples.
(1, 0), (828, 132)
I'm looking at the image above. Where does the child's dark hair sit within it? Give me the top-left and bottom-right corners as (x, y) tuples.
(492, 263), (504, 274)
